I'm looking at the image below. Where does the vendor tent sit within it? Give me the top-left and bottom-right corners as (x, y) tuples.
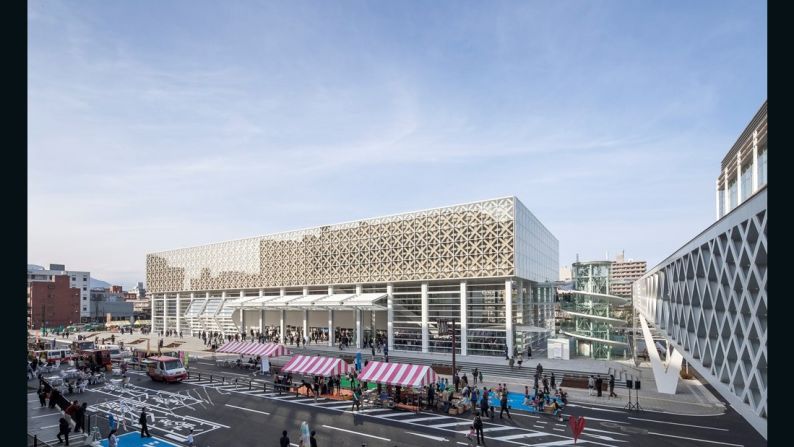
(217, 341), (291, 357)
(281, 355), (353, 377)
(357, 361), (437, 388)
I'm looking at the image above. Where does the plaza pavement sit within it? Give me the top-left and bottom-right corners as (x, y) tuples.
(64, 331), (725, 416)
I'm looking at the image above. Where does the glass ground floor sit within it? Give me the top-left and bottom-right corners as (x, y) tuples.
(150, 278), (556, 358)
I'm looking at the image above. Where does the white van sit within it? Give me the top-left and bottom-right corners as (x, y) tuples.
(98, 345), (131, 360)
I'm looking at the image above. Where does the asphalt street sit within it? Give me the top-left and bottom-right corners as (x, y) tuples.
(28, 365), (766, 447)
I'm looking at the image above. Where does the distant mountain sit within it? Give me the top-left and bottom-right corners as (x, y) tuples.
(90, 278), (112, 289)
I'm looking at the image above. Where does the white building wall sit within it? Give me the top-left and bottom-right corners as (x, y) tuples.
(634, 188), (767, 438)
(514, 198), (559, 283)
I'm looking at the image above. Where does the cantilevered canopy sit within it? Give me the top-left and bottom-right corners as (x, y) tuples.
(313, 294), (357, 309)
(342, 293), (387, 310)
(287, 295), (328, 308)
(263, 295), (304, 309)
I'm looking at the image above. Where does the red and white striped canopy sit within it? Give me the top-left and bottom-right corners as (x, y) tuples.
(217, 342), (291, 357)
(281, 355), (353, 377)
(357, 361), (437, 388)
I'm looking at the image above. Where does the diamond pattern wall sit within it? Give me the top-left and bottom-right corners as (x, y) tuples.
(635, 189), (767, 437)
(147, 198), (531, 292)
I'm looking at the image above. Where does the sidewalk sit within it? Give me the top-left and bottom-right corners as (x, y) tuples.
(70, 331), (725, 416)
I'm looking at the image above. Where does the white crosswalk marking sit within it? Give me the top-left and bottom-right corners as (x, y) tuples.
(492, 432), (549, 441)
(426, 422), (471, 428)
(457, 426), (515, 434)
(400, 415), (452, 423)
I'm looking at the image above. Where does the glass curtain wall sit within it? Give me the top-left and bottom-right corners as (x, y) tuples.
(392, 284), (422, 351)
(428, 284), (461, 354)
(758, 145), (767, 187)
(467, 281), (506, 356)
(741, 163), (753, 201)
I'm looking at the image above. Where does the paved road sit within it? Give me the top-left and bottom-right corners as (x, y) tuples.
(28, 368), (765, 447)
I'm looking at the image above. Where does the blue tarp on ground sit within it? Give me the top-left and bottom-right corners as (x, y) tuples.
(98, 432), (181, 447)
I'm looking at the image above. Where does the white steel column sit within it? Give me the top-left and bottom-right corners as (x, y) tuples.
(220, 291), (227, 336)
(752, 130), (759, 192)
(356, 284), (363, 348)
(175, 293), (182, 334)
(205, 292), (210, 336)
(460, 281), (468, 356)
(421, 282), (429, 353)
(716, 180), (721, 220)
(505, 279), (514, 359)
(724, 167), (730, 213)
(328, 286), (335, 347)
(239, 291), (245, 334)
(387, 283), (394, 352)
(163, 295), (169, 335)
(279, 288), (286, 344)
(258, 290), (263, 333)
(736, 152), (742, 205)
(302, 287), (309, 340)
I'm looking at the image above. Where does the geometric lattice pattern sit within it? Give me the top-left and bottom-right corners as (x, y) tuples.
(148, 197), (558, 293)
(634, 188), (767, 437)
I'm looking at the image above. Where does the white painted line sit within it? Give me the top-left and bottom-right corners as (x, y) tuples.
(582, 433), (629, 443)
(402, 415), (452, 423)
(41, 424), (59, 429)
(377, 411), (424, 418)
(31, 413), (61, 419)
(407, 432), (447, 441)
(648, 432), (744, 446)
(553, 428), (566, 432)
(342, 408), (394, 414)
(493, 432), (548, 441)
(584, 427), (629, 436)
(457, 443), (469, 446)
(510, 412), (540, 419)
(628, 417), (729, 431)
(165, 433), (185, 442)
(321, 424), (390, 441)
(430, 422), (472, 428)
(531, 440), (576, 446)
(534, 425), (547, 429)
(577, 416), (629, 424)
(224, 404), (271, 415)
(458, 426), (514, 434)
(565, 403), (626, 414)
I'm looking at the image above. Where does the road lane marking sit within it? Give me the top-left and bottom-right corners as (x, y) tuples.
(224, 404), (271, 415)
(493, 432), (549, 441)
(648, 432), (743, 446)
(321, 424), (390, 441)
(31, 413), (61, 419)
(431, 422), (473, 428)
(407, 432), (447, 441)
(628, 417), (729, 431)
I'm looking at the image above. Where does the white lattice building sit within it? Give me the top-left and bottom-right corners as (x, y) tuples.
(147, 197), (559, 357)
(634, 101), (768, 438)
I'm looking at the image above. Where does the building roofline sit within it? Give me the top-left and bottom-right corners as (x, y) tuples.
(721, 99), (767, 170)
(147, 196), (520, 256)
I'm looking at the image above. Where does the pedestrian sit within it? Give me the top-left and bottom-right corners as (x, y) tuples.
(551, 372), (556, 390)
(108, 413), (117, 432)
(57, 417), (70, 445)
(65, 400), (79, 431)
(527, 344), (532, 359)
(185, 429), (195, 447)
(74, 403), (87, 433)
(472, 367), (479, 386)
(499, 391), (511, 419)
(609, 374), (617, 398)
(310, 430), (318, 447)
(48, 388), (60, 409)
(479, 388), (490, 418)
(107, 429), (118, 447)
(37, 385), (47, 407)
(473, 411), (485, 446)
(478, 370), (483, 385)
(504, 346), (509, 360)
(536, 362), (543, 378)
(299, 421), (311, 447)
(596, 375), (603, 397)
(139, 408), (151, 437)
(517, 353), (523, 369)
(279, 430), (290, 447)
(588, 375), (595, 396)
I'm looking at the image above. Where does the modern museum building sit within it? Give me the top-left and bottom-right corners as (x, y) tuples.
(146, 197), (558, 358)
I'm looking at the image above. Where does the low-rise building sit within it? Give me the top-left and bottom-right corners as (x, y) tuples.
(28, 275), (81, 329)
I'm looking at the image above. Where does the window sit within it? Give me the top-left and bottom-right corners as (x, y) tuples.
(758, 146), (767, 187)
(83, 277), (87, 282)
(71, 277), (76, 281)
(740, 163), (752, 202)
(83, 307), (87, 312)
(83, 287), (87, 291)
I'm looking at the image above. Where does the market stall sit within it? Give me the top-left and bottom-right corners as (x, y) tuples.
(281, 355), (353, 377)
(357, 361), (439, 412)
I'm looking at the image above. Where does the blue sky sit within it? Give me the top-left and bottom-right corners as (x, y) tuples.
(28, 1), (767, 288)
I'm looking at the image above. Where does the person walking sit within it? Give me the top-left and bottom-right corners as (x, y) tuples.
(73, 402), (87, 433)
(473, 411), (485, 446)
(37, 385), (47, 407)
(587, 375), (595, 396)
(527, 344), (532, 359)
(609, 374), (617, 398)
(499, 391), (511, 420)
(185, 429), (195, 447)
(551, 372), (556, 390)
(310, 430), (318, 447)
(279, 430), (290, 447)
(107, 429), (118, 447)
(479, 388), (490, 419)
(472, 368), (479, 386)
(478, 370), (483, 385)
(517, 353), (523, 369)
(139, 408), (152, 437)
(299, 421), (311, 447)
(64, 401), (79, 431)
(536, 363), (543, 378)
(595, 375), (603, 397)
(56, 417), (70, 445)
